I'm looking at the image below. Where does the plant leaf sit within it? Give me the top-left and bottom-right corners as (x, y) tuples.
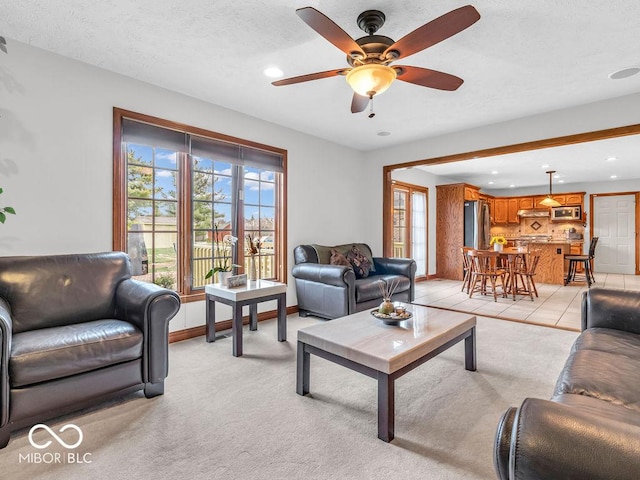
(0, 188), (3, 194)
(3, 207), (15, 214)
(0, 212), (5, 224)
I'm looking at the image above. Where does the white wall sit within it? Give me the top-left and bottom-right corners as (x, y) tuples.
(365, 93), (640, 275)
(0, 40), (369, 331)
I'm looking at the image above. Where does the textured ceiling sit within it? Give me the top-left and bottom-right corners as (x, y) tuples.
(2, 1), (640, 186)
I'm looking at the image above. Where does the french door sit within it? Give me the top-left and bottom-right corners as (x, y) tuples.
(391, 182), (428, 278)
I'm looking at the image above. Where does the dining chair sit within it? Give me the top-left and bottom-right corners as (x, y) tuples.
(468, 250), (507, 302)
(514, 250), (541, 301)
(461, 246), (473, 293)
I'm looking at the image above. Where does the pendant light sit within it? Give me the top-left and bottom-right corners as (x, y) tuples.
(539, 170), (561, 207)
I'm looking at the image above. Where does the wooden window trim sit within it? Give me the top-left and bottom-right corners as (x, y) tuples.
(112, 107), (288, 298)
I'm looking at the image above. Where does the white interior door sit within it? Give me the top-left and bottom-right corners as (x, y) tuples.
(593, 194), (636, 274)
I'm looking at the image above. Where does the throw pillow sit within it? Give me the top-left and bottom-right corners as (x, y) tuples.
(329, 248), (351, 267)
(347, 245), (372, 279)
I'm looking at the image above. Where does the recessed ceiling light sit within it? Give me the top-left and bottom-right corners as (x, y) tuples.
(609, 67), (640, 80)
(541, 164), (550, 168)
(553, 174), (560, 179)
(509, 184), (515, 188)
(488, 181), (494, 185)
(264, 66), (283, 78)
(491, 170), (498, 175)
(610, 175), (618, 179)
(606, 156), (617, 162)
(558, 179), (565, 183)
(377, 131), (391, 136)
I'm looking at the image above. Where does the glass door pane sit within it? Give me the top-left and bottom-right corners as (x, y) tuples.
(392, 189), (409, 258)
(411, 191), (427, 276)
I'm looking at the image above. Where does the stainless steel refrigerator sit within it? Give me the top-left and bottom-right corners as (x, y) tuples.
(464, 200), (491, 250)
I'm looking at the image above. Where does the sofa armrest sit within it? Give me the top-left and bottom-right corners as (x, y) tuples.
(582, 287), (640, 333)
(114, 279), (180, 384)
(496, 398), (640, 480)
(292, 263), (355, 288)
(0, 298), (11, 428)
(373, 257), (417, 277)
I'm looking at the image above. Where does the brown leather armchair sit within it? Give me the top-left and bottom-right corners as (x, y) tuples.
(0, 252), (180, 448)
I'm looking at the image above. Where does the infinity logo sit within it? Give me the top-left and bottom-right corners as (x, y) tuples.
(28, 424), (83, 450)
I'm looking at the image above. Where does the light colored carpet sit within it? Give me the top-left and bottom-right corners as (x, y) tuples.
(1, 314), (578, 480)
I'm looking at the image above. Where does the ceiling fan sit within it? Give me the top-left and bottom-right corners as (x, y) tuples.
(272, 5), (481, 114)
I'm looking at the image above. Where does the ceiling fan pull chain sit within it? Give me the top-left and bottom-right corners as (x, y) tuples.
(368, 95), (375, 118)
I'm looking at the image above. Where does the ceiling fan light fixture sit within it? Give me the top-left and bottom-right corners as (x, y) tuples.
(346, 64), (396, 97)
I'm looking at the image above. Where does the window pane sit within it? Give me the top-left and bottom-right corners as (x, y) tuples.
(193, 156), (213, 173)
(193, 201), (213, 231)
(154, 169), (177, 200)
(151, 233), (177, 290)
(193, 171), (213, 201)
(128, 199), (153, 226)
(214, 203), (232, 226)
(260, 182), (275, 206)
(214, 175), (232, 201)
(128, 165), (153, 199)
(155, 149), (178, 170)
(244, 179), (260, 205)
(127, 144), (153, 166)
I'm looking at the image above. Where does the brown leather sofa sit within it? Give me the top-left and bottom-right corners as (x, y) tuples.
(494, 287), (640, 480)
(292, 243), (416, 319)
(0, 252), (180, 448)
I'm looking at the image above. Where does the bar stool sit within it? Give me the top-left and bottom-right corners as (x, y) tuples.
(565, 237), (599, 287)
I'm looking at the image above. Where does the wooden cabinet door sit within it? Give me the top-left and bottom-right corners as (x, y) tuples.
(564, 193), (583, 205)
(464, 187), (479, 201)
(533, 196), (548, 208)
(494, 198), (508, 224)
(553, 194), (566, 205)
(518, 197), (535, 209)
(507, 198), (519, 223)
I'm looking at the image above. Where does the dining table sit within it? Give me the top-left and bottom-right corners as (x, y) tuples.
(496, 247), (530, 300)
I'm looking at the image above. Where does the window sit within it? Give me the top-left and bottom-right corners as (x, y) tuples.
(113, 109), (287, 300)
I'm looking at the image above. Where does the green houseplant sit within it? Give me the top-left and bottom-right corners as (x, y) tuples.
(0, 188), (16, 224)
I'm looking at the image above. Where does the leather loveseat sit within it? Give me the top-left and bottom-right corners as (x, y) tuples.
(494, 287), (640, 480)
(0, 252), (180, 448)
(292, 243), (416, 319)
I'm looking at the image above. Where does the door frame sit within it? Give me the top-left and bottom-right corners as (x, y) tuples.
(387, 180), (429, 280)
(589, 191), (640, 275)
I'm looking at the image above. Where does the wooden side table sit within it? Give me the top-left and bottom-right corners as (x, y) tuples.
(205, 280), (287, 357)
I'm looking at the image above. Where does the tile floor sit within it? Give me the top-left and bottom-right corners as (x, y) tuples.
(413, 273), (640, 331)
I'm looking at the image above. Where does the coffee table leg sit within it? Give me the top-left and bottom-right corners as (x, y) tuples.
(377, 372), (394, 442)
(465, 326), (477, 371)
(277, 293), (286, 342)
(205, 296), (216, 343)
(296, 341), (310, 395)
(232, 303), (243, 357)
(249, 304), (258, 331)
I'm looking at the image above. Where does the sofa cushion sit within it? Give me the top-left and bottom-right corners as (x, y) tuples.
(311, 243), (376, 273)
(10, 319), (143, 387)
(572, 327), (640, 357)
(554, 348), (640, 413)
(347, 245), (372, 279)
(355, 278), (384, 303)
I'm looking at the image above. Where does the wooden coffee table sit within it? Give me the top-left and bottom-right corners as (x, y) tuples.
(296, 305), (476, 442)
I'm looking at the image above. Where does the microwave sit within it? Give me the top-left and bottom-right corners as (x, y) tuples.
(551, 205), (581, 221)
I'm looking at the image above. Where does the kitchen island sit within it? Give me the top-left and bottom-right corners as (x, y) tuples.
(525, 242), (571, 285)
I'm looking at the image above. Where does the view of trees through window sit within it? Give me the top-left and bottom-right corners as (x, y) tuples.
(115, 110), (285, 296)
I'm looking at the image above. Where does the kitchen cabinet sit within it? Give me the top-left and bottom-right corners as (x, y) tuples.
(487, 198), (495, 220)
(552, 194), (566, 205)
(493, 198), (508, 224)
(464, 186), (479, 201)
(564, 193), (583, 205)
(507, 198), (519, 223)
(518, 197), (535, 209)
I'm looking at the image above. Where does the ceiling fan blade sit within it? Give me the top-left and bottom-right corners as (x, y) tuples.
(272, 68), (346, 87)
(395, 65), (464, 91)
(384, 5), (480, 60)
(296, 7), (365, 57)
(351, 93), (369, 113)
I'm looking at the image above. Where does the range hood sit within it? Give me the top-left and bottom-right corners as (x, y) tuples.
(517, 209), (550, 218)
